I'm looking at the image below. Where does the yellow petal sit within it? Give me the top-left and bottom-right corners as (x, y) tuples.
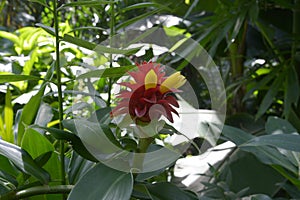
(144, 69), (157, 90)
(160, 72), (186, 93)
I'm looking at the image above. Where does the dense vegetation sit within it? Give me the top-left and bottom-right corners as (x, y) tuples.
(0, 0), (300, 199)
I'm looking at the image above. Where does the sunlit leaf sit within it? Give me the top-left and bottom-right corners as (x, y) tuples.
(3, 87), (13, 143)
(17, 85), (46, 145)
(0, 74), (42, 83)
(21, 128), (54, 159)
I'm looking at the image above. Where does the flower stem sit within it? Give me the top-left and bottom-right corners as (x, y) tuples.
(53, 0), (66, 198)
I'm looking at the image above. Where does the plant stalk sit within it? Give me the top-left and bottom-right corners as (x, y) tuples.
(53, 0), (66, 197)
(107, 0), (115, 107)
(0, 185), (74, 200)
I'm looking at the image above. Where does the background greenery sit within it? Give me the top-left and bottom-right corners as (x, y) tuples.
(0, 0), (300, 199)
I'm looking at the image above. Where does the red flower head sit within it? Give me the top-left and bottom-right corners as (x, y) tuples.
(111, 61), (186, 123)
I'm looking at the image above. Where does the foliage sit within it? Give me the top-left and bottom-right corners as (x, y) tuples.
(0, 0), (299, 200)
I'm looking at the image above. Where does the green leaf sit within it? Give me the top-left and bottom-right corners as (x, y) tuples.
(29, 0), (50, 9)
(67, 163), (133, 200)
(0, 74), (42, 83)
(58, 0), (111, 11)
(256, 74), (284, 119)
(23, 48), (38, 75)
(0, 139), (50, 184)
(68, 152), (94, 184)
(122, 2), (172, 12)
(36, 23), (55, 36)
(63, 35), (140, 55)
(17, 85), (46, 145)
(33, 125), (98, 162)
(21, 128), (54, 159)
(62, 35), (96, 50)
(222, 125), (254, 145)
(3, 87), (14, 143)
(116, 9), (162, 30)
(265, 116), (297, 135)
(76, 65), (135, 79)
(242, 134), (300, 152)
(0, 31), (19, 45)
(146, 182), (198, 200)
(222, 125), (297, 173)
(284, 65), (299, 117)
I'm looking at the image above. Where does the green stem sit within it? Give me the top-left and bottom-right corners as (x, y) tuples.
(53, 0), (66, 197)
(107, 0), (115, 107)
(0, 185), (74, 200)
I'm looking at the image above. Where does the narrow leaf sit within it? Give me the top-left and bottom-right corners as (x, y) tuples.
(76, 65), (135, 79)
(0, 31), (19, 45)
(0, 74), (42, 83)
(256, 74), (284, 119)
(242, 134), (300, 152)
(284, 65), (299, 117)
(122, 2), (172, 12)
(4, 87), (13, 143)
(29, 0), (50, 9)
(58, 0), (111, 10)
(36, 23), (55, 36)
(0, 139), (50, 183)
(116, 9), (162, 30)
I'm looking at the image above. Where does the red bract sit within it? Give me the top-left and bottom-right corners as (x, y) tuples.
(111, 62), (186, 123)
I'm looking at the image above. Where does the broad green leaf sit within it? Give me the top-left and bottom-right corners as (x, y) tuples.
(222, 125), (254, 145)
(242, 134), (300, 152)
(0, 155), (18, 177)
(17, 85), (46, 145)
(265, 116), (297, 135)
(3, 87), (13, 143)
(76, 65), (135, 79)
(68, 152), (95, 184)
(68, 163), (133, 200)
(146, 182), (198, 200)
(256, 74), (284, 119)
(58, 0), (111, 11)
(242, 145), (298, 174)
(21, 128), (54, 159)
(0, 31), (19, 45)
(0, 139), (50, 184)
(222, 125), (297, 173)
(0, 74), (42, 83)
(33, 125), (97, 162)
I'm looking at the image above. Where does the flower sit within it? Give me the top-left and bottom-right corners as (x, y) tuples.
(110, 61), (186, 123)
